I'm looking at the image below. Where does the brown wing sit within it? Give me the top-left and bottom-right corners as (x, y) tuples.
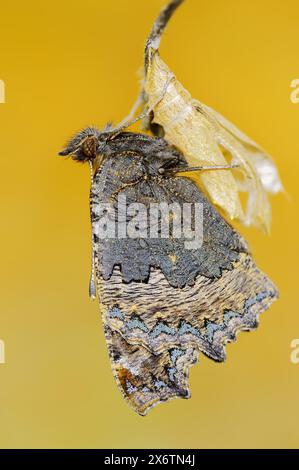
(104, 325), (198, 416)
(96, 252), (277, 415)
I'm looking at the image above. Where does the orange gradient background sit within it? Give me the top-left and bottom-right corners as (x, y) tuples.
(0, 0), (298, 448)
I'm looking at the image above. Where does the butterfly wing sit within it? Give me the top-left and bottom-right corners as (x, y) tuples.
(91, 152), (247, 287)
(143, 52), (282, 232)
(91, 151), (278, 415)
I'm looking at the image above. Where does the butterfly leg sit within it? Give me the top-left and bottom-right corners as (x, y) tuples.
(111, 74), (174, 135)
(160, 163), (239, 175)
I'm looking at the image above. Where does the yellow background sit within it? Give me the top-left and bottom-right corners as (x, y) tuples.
(0, 0), (298, 449)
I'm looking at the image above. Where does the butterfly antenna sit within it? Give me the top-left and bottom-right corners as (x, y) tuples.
(89, 160), (97, 300)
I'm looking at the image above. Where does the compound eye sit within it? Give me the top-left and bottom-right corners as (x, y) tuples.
(82, 136), (98, 160)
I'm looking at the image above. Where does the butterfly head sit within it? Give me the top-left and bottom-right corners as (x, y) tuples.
(58, 126), (112, 163)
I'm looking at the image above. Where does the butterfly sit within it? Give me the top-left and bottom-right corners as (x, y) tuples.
(59, 126), (278, 415)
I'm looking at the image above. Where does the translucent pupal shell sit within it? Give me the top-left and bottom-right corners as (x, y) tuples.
(143, 50), (282, 231)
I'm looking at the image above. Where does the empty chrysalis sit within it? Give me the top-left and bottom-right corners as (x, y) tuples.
(141, 0), (282, 232)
